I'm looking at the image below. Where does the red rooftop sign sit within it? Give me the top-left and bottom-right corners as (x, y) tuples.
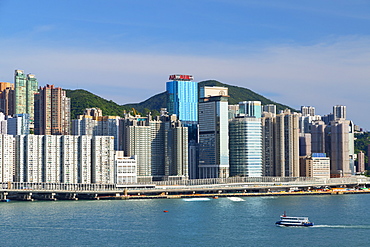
(169, 74), (194, 81)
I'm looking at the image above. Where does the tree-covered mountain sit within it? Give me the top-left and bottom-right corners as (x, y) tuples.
(66, 80), (296, 119)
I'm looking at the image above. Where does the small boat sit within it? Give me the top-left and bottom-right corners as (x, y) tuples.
(275, 212), (314, 227)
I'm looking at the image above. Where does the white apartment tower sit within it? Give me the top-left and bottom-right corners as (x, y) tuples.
(43, 135), (61, 183)
(78, 135), (92, 183)
(91, 136), (115, 184)
(61, 135), (79, 184)
(0, 135), (15, 182)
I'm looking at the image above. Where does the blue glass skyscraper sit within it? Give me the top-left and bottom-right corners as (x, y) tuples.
(167, 74), (198, 179)
(166, 75), (198, 123)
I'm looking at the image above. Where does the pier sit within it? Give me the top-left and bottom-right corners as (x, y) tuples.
(1, 177), (370, 201)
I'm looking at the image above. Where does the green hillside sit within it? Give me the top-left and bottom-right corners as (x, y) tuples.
(65, 89), (131, 118)
(66, 80), (296, 118)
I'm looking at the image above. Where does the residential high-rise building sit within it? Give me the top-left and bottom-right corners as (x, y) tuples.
(61, 135), (79, 184)
(0, 112), (7, 134)
(239, 101), (262, 118)
(330, 119), (351, 177)
(15, 135), (43, 182)
(311, 120), (327, 154)
(14, 70), (38, 121)
(0, 134), (15, 182)
(263, 104), (276, 115)
(301, 106), (315, 117)
(274, 110), (300, 177)
(120, 115), (152, 181)
(0, 82), (15, 116)
(34, 85), (71, 135)
(43, 135), (62, 183)
(91, 136), (115, 184)
(78, 135), (92, 184)
(261, 112), (275, 176)
(198, 86), (229, 178)
(229, 115), (262, 177)
(120, 112), (189, 182)
(72, 111), (120, 150)
(333, 105), (346, 120)
(357, 151), (365, 173)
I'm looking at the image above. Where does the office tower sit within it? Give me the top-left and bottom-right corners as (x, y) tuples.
(166, 75), (197, 178)
(0, 82), (15, 116)
(165, 115), (189, 179)
(78, 135), (92, 183)
(7, 114), (30, 135)
(330, 119), (351, 177)
(61, 135), (78, 184)
(333, 105), (346, 120)
(239, 101), (262, 118)
(261, 112), (275, 176)
(263, 104), (276, 115)
(166, 74), (198, 123)
(34, 85), (71, 135)
(0, 135), (15, 182)
(115, 151), (137, 184)
(14, 70), (38, 121)
(91, 136), (115, 184)
(301, 106), (315, 117)
(229, 116), (262, 177)
(198, 86), (229, 178)
(357, 151), (365, 173)
(299, 153), (330, 179)
(15, 135), (43, 182)
(274, 110), (300, 177)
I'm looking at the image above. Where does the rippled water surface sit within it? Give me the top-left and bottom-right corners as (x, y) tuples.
(0, 194), (370, 246)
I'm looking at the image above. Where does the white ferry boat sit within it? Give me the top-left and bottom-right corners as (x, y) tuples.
(275, 212), (314, 227)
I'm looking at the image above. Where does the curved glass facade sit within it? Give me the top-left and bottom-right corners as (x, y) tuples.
(229, 117), (262, 177)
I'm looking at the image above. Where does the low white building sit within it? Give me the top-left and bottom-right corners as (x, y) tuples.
(115, 151), (137, 184)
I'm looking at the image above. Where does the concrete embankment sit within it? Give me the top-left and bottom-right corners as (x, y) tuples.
(97, 190), (370, 200)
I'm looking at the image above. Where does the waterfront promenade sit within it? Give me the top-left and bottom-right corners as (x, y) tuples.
(1, 176), (370, 201)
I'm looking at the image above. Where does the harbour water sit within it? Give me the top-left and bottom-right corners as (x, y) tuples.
(1, 194), (370, 246)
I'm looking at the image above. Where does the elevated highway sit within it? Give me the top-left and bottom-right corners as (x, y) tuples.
(1, 177), (370, 201)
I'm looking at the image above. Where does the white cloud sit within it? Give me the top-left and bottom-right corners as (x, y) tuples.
(0, 36), (370, 129)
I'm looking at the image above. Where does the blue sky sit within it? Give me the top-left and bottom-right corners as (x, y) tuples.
(1, 0), (370, 129)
